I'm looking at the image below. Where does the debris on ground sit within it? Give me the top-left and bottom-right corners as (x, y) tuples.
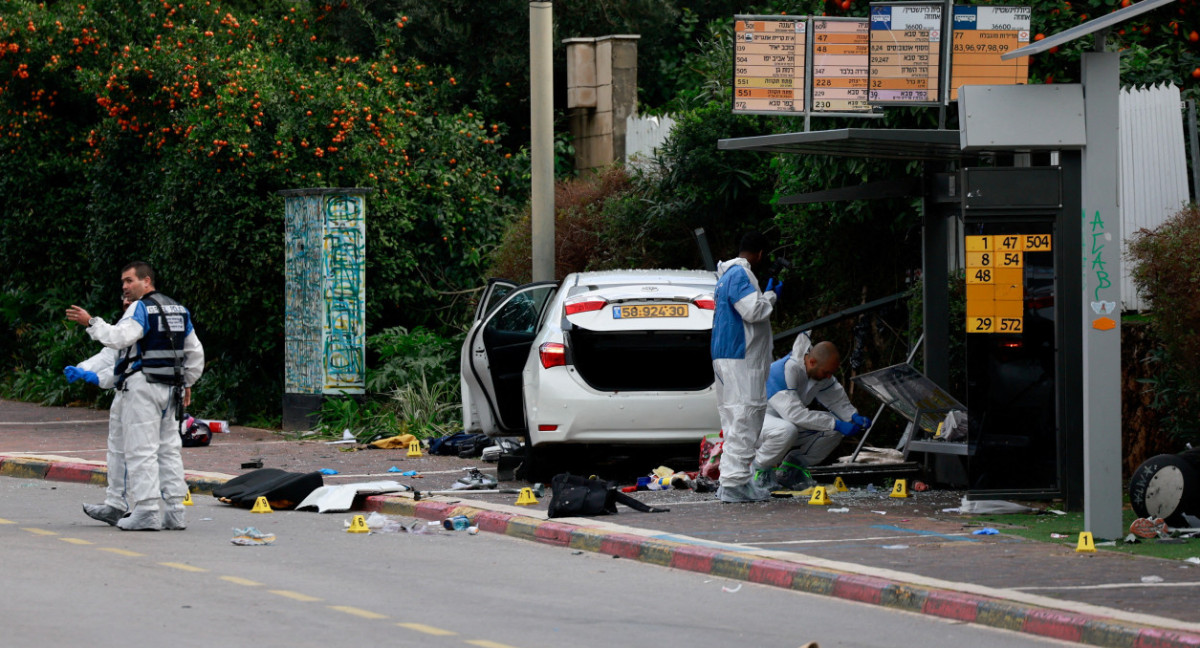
(231, 527), (275, 546)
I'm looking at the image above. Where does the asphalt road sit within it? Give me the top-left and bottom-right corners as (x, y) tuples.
(1, 478), (1075, 648)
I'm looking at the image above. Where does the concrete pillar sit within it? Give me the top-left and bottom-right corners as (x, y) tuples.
(563, 35), (640, 171)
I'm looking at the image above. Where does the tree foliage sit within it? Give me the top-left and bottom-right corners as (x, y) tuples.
(0, 0), (516, 419)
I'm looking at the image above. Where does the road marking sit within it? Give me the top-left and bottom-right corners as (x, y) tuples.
(220, 576), (263, 587)
(328, 605), (388, 620)
(396, 622), (457, 636)
(466, 640), (522, 648)
(160, 562), (208, 572)
(59, 537), (94, 545)
(753, 532), (975, 546)
(0, 517), (14, 524)
(269, 590), (322, 602)
(1014, 581), (1200, 591)
(870, 524), (979, 542)
(21, 527), (58, 536)
(98, 547), (144, 557)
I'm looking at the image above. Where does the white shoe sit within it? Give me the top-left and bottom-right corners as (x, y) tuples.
(83, 503), (125, 526)
(163, 508), (187, 530)
(117, 509), (162, 531)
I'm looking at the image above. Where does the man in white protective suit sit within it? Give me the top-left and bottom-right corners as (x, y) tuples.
(63, 300), (127, 526)
(711, 232), (781, 503)
(66, 261), (204, 531)
(750, 333), (871, 492)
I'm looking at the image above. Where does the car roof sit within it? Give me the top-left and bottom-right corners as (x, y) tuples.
(565, 269), (716, 286)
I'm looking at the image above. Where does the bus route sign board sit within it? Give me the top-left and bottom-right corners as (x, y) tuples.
(811, 18), (872, 113)
(950, 6), (1031, 101)
(868, 3), (943, 106)
(733, 16), (807, 115)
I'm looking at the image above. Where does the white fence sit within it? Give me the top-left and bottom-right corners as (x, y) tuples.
(1119, 83), (1191, 312)
(625, 114), (676, 162)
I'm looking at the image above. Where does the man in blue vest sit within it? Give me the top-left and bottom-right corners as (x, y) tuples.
(711, 233), (781, 503)
(750, 333), (871, 491)
(66, 261), (204, 531)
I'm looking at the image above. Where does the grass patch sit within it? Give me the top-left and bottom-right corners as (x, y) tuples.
(965, 508), (1200, 561)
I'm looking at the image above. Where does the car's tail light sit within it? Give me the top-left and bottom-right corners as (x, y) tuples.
(564, 296), (608, 316)
(538, 424), (558, 431)
(693, 294), (716, 310)
(539, 342), (566, 369)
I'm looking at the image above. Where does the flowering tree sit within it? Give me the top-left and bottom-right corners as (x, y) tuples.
(0, 1), (515, 416)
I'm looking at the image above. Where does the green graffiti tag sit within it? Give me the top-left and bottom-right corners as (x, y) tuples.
(1089, 210), (1112, 302)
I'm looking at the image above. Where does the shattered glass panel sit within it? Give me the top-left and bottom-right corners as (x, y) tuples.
(851, 363), (965, 435)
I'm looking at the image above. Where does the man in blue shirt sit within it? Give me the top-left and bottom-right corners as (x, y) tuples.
(711, 233), (780, 503)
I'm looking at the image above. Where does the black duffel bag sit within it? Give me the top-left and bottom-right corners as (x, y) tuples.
(212, 468), (324, 510)
(546, 473), (669, 518)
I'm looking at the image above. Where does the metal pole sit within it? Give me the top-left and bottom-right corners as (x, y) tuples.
(530, 1), (555, 282)
(1080, 50), (1123, 540)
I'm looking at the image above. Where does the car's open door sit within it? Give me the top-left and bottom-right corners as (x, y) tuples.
(461, 281), (558, 434)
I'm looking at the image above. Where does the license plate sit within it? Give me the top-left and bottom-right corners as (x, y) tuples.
(613, 304), (688, 319)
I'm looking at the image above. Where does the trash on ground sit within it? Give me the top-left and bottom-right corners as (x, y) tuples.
(326, 429), (357, 445)
(443, 515), (471, 531)
(450, 467), (497, 490)
(1142, 575), (1165, 583)
(881, 544), (909, 550)
(1095, 540), (1117, 547)
(368, 433), (418, 450)
(866, 484), (877, 493)
(363, 512), (405, 533)
(295, 480), (411, 513)
(827, 507), (850, 513)
(911, 481), (929, 492)
(231, 527), (275, 546)
(959, 497), (1037, 515)
(318, 468), (339, 475)
(942, 507), (961, 514)
(1124, 534), (1141, 544)
(871, 510), (887, 515)
(652, 465), (674, 479)
(721, 584), (742, 593)
(1046, 509), (1067, 516)
(972, 527), (1000, 535)
(387, 467), (419, 476)
(240, 460), (264, 469)
(1130, 516), (1171, 539)
(1184, 557), (1200, 564)
(467, 526), (479, 535)
(1051, 533), (1069, 539)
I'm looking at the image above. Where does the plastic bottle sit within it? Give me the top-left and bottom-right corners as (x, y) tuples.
(442, 515), (470, 531)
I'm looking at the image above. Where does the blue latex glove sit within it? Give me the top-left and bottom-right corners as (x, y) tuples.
(852, 413), (872, 429)
(833, 419), (861, 436)
(63, 366), (99, 386)
(765, 278), (784, 299)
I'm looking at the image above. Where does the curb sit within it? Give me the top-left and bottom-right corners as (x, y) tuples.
(4, 453), (1200, 648)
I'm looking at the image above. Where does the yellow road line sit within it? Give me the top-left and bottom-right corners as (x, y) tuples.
(59, 537), (94, 545)
(98, 547), (144, 557)
(160, 562), (208, 573)
(0, 517), (14, 524)
(269, 590), (322, 602)
(220, 576), (263, 587)
(466, 640), (523, 648)
(328, 605), (388, 620)
(21, 527), (58, 536)
(396, 622), (457, 636)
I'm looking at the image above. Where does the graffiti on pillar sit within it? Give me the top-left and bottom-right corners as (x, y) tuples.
(322, 195), (365, 392)
(1086, 209), (1117, 332)
(283, 191), (367, 395)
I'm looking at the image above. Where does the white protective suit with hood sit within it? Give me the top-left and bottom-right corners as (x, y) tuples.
(711, 257), (777, 486)
(753, 332), (858, 468)
(76, 347), (125, 512)
(87, 299), (204, 527)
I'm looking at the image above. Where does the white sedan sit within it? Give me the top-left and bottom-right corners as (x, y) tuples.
(460, 269), (720, 473)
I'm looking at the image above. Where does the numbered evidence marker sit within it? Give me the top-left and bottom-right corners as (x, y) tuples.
(733, 17), (807, 114)
(964, 235), (1024, 334)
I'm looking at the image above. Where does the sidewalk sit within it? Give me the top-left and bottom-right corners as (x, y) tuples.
(3, 398), (1199, 647)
